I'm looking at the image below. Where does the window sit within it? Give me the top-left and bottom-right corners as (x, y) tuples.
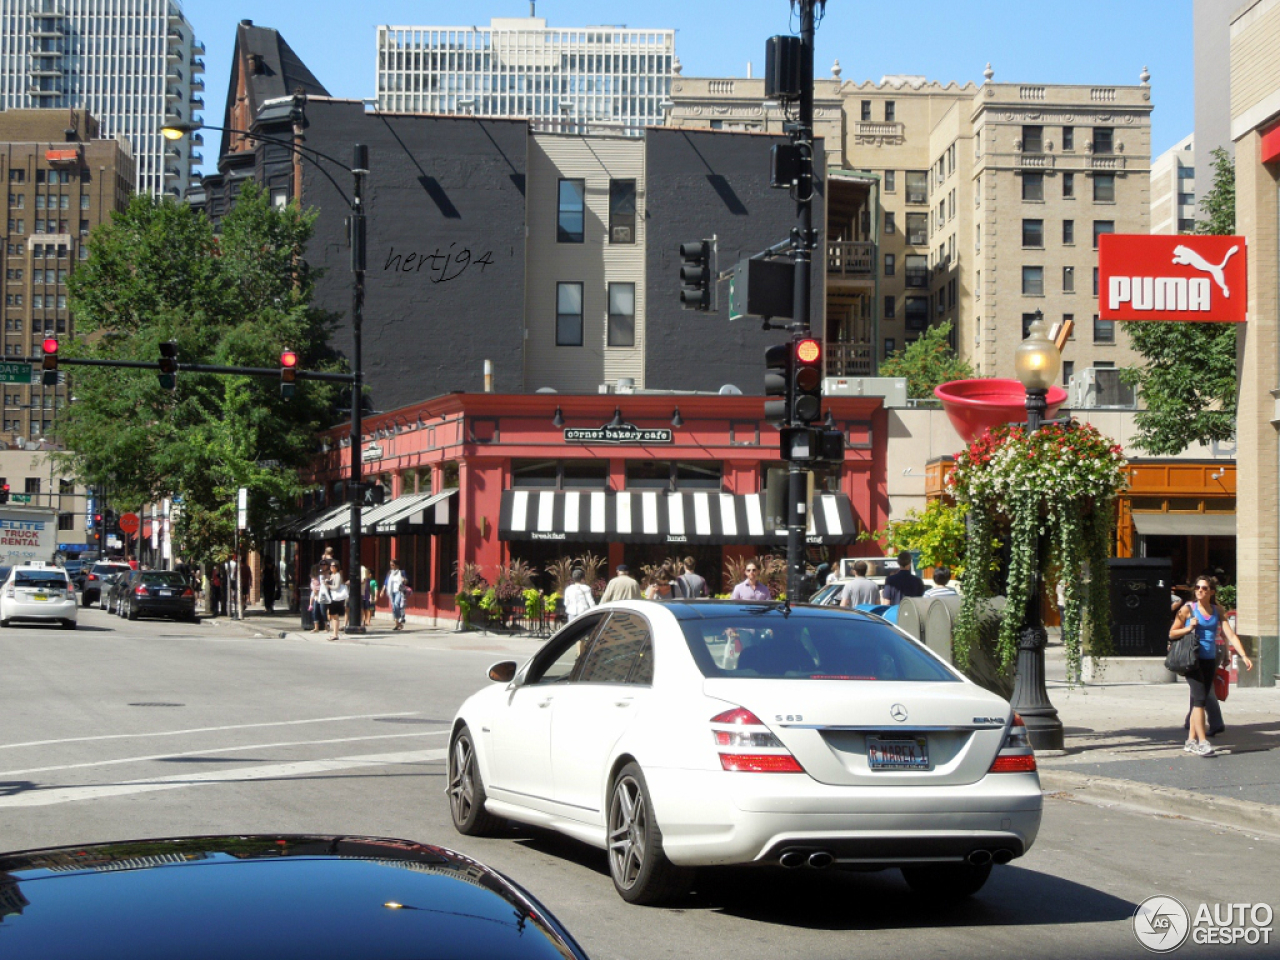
(1178, 191), (1195, 206)
(1022, 313), (1040, 338)
(975, 269), (981, 299)
(555, 282), (583, 346)
(1022, 125), (1044, 153)
(1093, 314), (1115, 343)
(1022, 219), (1044, 247)
(883, 170), (896, 192)
(1063, 220), (1075, 245)
(1063, 172), (1075, 198)
(1022, 266), (1044, 296)
(884, 338), (896, 357)
(1062, 360), (1074, 385)
(905, 213), (927, 245)
(1062, 313), (1075, 339)
(1063, 266), (1075, 293)
(884, 211), (896, 234)
(885, 101), (896, 121)
(883, 295), (896, 318)
(904, 254), (928, 288)
(527, 615), (607, 684)
(860, 100), (872, 121)
(1022, 173), (1044, 201)
(32, 294), (43, 309)
(607, 282), (635, 347)
(883, 253), (895, 276)
(905, 170), (927, 204)
(24, 478), (40, 495)
(9, 170), (24, 182)
(58, 513), (75, 531)
(675, 462), (721, 490)
(1178, 218), (1197, 233)
(1093, 220), (1114, 249)
(576, 612), (653, 685)
(1093, 174), (1115, 202)
(904, 297), (928, 330)
(557, 179), (585, 243)
(1062, 126), (1074, 151)
(1092, 127), (1114, 154)
(608, 179), (636, 244)
(1093, 267), (1099, 296)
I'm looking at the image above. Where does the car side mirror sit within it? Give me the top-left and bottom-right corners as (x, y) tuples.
(488, 660), (518, 684)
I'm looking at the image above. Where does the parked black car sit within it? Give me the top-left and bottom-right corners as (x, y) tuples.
(118, 569), (198, 621)
(78, 561), (131, 607)
(0, 835), (591, 960)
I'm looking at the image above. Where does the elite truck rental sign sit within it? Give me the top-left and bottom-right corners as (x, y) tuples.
(1098, 234), (1248, 323)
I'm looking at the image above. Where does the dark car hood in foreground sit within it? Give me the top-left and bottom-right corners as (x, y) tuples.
(0, 835), (589, 960)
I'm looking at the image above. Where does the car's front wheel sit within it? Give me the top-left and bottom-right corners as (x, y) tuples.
(447, 725), (503, 837)
(607, 762), (693, 905)
(900, 862), (993, 899)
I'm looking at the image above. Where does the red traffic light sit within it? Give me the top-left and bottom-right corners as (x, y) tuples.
(280, 349), (299, 368)
(795, 338), (821, 365)
(42, 337), (58, 355)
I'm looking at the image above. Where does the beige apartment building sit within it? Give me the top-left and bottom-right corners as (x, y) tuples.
(1150, 133), (1197, 235)
(667, 66), (1153, 382)
(1, 110), (133, 441)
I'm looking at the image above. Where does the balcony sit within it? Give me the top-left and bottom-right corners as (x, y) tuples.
(191, 77), (204, 91)
(827, 341), (874, 378)
(854, 121), (904, 146)
(1090, 155), (1126, 170)
(192, 42), (206, 56)
(826, 241), (874, 277)
(189, 95), (204, 110)
(1019, 153), (1054, 169)
(191, 57), (205, 74)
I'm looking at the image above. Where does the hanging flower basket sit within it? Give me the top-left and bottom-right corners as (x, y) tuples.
(947, 420), (1128, 683)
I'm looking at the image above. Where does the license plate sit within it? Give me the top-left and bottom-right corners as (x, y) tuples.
(158, 590), (172, 597)
(33, 593), (47, 602)
(867, 735), (930, 771)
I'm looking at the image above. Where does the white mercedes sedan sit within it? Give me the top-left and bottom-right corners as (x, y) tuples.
(447, 599), (1041, 905)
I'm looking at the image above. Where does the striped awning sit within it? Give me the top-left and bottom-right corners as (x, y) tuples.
(291, 491), (458, 540)
(499, 490), (858, 545)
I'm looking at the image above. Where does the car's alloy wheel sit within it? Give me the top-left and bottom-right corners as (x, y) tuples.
(607, 762), (693, 905)
(447, 726), (502, 837)
(126, 600), (138, 621)
(900, 862), (993, 899)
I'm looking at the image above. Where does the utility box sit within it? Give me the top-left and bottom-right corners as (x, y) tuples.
(822, 376), (908, 408)
(1106, 557), (1175, 656)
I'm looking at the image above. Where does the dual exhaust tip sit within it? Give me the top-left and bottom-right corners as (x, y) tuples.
(778, 848), (1013, 869)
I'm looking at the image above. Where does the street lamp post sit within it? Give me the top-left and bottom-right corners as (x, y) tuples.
(162, 112), (368, 634)
(1011, 311), (1065, 751)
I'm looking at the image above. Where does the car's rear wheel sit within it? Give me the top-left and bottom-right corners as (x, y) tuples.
(447, 726), (502, 837)
(126, 600), (138, 621)
(61, 619), (76, 630)
(607, 762), (693, 905)
(0, 619), (9, 628)
(81, 594), (91, 608)
(900, 862), (993, 899)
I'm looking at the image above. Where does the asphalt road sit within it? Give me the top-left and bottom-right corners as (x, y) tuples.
(2, 610), (1277, 960)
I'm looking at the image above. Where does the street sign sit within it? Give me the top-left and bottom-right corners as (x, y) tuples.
(0, 363), (35, 384)
(10, 493), (31, 503)
(118, 512), (140, 535)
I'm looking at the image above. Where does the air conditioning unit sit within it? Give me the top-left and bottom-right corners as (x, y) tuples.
(1069, 368), (1136, 409)
(611, 226), (633, 243)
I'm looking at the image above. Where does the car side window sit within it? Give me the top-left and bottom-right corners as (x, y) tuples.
(577, 612), (653, 685)
(526, 614), (607, 685)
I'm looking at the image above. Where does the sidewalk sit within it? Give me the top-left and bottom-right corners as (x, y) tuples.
(210, 608), (1280, 837)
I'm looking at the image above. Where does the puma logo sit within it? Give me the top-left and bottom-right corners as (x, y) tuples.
(1171, 244), (1239, 298)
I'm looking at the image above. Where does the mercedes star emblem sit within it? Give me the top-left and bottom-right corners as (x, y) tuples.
(890, 703), (908, 723)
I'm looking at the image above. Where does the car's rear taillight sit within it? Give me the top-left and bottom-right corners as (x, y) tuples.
(135, 585), (149, 596)
(988, 713), (1037, 773)
(181, 587), (194, 598)
(710, 707), (805, 774)
(87, 574), (98, 581)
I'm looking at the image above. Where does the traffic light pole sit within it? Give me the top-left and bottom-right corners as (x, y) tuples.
(787, 0), (819, 601)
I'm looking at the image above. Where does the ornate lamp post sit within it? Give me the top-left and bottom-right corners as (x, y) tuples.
(162, 111), (368, 634)
(1011, 311), (1065, 750)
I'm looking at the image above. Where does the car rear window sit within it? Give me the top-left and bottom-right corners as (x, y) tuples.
(15, 572), (70, 590)
(140, 573), (187, 587)
(678, 610), (958, 682)
(92, 564), (130, 576)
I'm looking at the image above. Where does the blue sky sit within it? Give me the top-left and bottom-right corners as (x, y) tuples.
(180, 0), (1193, 170)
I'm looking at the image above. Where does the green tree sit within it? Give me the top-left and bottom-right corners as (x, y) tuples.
(56, 185), (341, 561)
(1120, 147), (1237, 455)
(863, 497), (967, 572)
(879, 320), (975, 399)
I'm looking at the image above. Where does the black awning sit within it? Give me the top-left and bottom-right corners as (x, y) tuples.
(498, 490), (857, 546)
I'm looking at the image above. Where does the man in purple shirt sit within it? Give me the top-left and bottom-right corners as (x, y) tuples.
(731, 562), (772, 601)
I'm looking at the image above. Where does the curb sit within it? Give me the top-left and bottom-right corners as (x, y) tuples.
(1040, 769), (1280, 838)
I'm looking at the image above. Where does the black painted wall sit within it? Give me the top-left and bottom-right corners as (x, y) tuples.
(302, 101), (529, 412)
(643, 128), (824, 394)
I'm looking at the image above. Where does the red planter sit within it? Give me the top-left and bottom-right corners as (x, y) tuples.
(934, 379), (1068, 444)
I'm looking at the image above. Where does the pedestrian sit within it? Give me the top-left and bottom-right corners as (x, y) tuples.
(210, 566), (224, 617)
(924, 565), (959, 597)
(240, 559), (253, 611)
(308, 564), (328, 633)
(326, 561), (348, 641)
(880, 550), (925, 605)
(379, 558), (409, 631)
(730, 561), (772, 601)
(678, 556), (709, 598)
(645, 561), (680, 601)
(563, 568), (596, 620)
(839, 560), (880, 607)
(364, 566), (377, 626)
(600, 563), (643, 602)
(1170, 576), (1253, 757)
(262, 563), (278, 614)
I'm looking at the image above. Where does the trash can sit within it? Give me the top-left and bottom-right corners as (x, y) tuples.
(1107, 558), (1175, 656)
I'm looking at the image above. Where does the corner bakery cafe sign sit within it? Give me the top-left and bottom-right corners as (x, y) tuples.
(564, 421), (672, 444)
(1099, 234), (1247, 323)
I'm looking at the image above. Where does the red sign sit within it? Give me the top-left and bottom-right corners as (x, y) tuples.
(119, 512), (139, 535)
(1098, 234), (1247, 323)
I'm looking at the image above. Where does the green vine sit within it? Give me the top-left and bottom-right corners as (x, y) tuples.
(950, 421), (1126, 683)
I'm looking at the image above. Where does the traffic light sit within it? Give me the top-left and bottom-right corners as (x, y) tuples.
(0, 478), (8, 504)
(792, 336), (823, 425)
(363, 483), (386, 506)
(41, 338), (58, 386)
(763, 342), (792, 426)
(158, 341), (178, 391)
(679, 239), (714, 311)
(280, 348), (298, 399)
